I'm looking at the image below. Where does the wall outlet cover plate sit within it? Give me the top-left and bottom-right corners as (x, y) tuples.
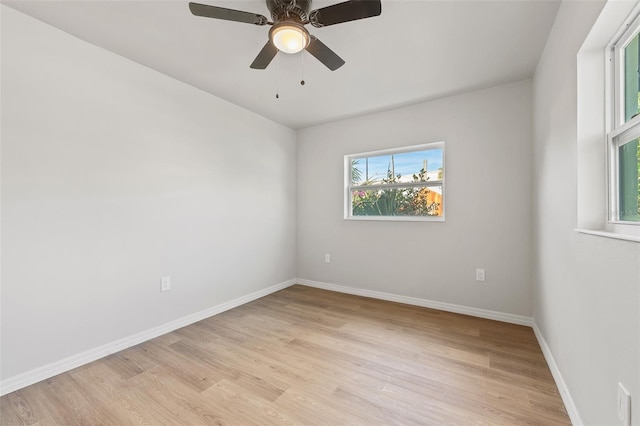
(618, 382), (631, 426)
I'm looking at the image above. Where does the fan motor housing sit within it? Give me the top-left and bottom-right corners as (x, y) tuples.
(267, 0), (312, 23)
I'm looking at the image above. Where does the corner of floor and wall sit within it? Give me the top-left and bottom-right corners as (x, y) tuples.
(2, 2), (639, 426)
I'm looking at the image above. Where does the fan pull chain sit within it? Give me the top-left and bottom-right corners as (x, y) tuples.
(275, 53), (280, 99)
(300, 49), (305, 86)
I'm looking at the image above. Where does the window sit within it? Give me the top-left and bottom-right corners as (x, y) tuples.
(608, 17), (640, 224)
(344, 142), (445, 221)
(609, 129), (640, 222)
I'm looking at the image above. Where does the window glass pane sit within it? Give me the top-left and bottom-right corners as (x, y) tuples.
(351, 185), (443, 217)
(624, 33), (640, 122)
(619, 138), (640, 221)
(351, 149), (443, 186)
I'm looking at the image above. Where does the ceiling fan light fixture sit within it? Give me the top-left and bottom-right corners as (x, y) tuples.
(270, 22), (309, 54)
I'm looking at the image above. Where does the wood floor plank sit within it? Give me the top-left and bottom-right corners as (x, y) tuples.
(127, 367), (234, 425)
(0, 285), (570, 425)
(201, 379), (297, 426)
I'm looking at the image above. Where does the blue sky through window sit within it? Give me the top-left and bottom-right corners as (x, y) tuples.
(353, 149), (443, 183)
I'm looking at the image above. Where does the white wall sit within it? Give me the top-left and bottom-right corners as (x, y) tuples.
(533, 1), (640, 424)
(5, 4), (638, 424)
(0, 6), (296, 384)
(297, 80), (533, 317)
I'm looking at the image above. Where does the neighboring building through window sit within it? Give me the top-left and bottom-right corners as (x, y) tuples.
(344, 142), (444, 221)
(609, 16), (640, 223)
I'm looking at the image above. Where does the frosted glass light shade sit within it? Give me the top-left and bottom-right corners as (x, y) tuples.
(271, 24), (309, 54)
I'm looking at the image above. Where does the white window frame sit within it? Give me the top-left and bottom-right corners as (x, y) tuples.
(344, 142), (445, 222)
(606, 13), (640, 232)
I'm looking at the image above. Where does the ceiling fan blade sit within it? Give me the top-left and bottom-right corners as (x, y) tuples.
(305, 36), (345, 71)
(189, 2), (269, 25)
(250, 41), (278, 69)
(310, 0), (381, 28)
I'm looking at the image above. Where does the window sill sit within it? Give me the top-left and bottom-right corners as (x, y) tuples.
(575, 228), (640, 243)
(346, 216), (445, 222)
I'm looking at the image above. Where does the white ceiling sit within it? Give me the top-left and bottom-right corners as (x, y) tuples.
(3, 0), (560, 129)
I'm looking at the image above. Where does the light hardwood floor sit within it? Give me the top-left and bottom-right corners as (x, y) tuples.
(1, 285), (569, 425)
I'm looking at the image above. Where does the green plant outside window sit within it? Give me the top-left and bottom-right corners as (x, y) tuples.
(618, 138), (640, 221)
(625, 32), (640, 121)
(616, 33), (640, 221)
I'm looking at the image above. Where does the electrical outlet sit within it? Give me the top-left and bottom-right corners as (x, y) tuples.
(475, 268), (486, 282)
(160, 276), (171, 292)
(324, 253), (331, 263)
(618, 382), (631, 426)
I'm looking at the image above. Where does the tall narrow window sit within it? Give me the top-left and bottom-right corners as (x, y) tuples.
(345, 142), (445, 221)
(609, 16), (640, 224)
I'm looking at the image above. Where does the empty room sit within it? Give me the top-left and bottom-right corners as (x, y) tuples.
(1, 0), (639, 424)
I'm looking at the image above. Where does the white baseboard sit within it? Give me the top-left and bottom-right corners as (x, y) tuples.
(296, 279), (533, 326)
(0, 278), (296, 396)
(532, 322), (582, 426)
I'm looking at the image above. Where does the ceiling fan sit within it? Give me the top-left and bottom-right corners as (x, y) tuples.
(188, 0), (382, 71)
